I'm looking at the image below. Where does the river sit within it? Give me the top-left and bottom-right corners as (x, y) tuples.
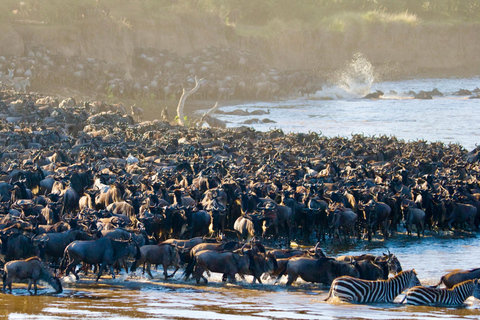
(206, 74), (480, 152)
(1, 231), (480, 319)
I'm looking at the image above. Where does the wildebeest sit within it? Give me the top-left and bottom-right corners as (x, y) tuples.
(60, 236), (140, 281)
(279, 256), (359, 286)
(192, 244), (273, 284)
(445, 200), (477, 231)
(234, 214), (263, 241)
(433, 268), (480, 289)
(130, 244), (181, 279)
(34, 229), (90, 264)
(403, 206), (426, 237)
(336, 253), (402, 278)
(327, 205), (357, 243)
(3, 257), (62, 294)
(193, 248), (250, 283)
(1, 231), (38, 262)
(183, 240), (242, 280)
(359, 200), (390, 240)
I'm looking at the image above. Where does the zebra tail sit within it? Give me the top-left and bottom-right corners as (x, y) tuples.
(324, 287), (333, 301)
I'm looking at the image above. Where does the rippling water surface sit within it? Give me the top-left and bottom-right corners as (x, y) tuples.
(2, 233), (480, 319)
(206, 77), (480, 151)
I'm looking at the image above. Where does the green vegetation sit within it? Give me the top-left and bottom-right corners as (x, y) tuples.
(1, 0), (478, 30)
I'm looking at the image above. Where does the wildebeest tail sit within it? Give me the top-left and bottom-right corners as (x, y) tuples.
(274, 260), (289, 285)
(183, 254), (196, 280)
(2, 270), (6, 284)
(429, 276), (444, 288)
(59, 249), (70, 272)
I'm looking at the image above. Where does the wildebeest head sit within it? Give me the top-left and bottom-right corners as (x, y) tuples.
(383, 252), (402, 275)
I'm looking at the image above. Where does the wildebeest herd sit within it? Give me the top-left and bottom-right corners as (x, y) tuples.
(1, 88), (480, 306)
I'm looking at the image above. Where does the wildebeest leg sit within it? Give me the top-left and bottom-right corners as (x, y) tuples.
(3, 272), (7, 292)
(194, 266), (207, 284)
(147, 262), (154, 279)
(163, 263), (170, 280)
(169, 266), (180, 278)
(5, 277), (13, 293)
(109, 265), (116, 280)
(286, 274), (298, 286)
(227, 272), (236, 283)
(252, 275), (262, 284)
(66, 259), (81, 281)
(96, 263), (107, 282)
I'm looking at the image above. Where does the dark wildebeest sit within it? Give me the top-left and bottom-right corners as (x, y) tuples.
(336, 253), (403, 279)
(359, 200), (391, 241)
(183, 207), (212, 238)
(34, 229), (90, 265)
(60, 236), (141, 281)
(1, 232), (38, 262)
(433, 268), (480, 289)
(193, 245), (274, 284)
(193, 248), (249, 284)
(403, 206), (426, 237)
(130, 244), (181, 279)
(445, 200), (477, 231)
(183, 241), (241, 280)
(327, 205), (357, 243)
(3, 257), (62, 294)
(279, 256), (359, 286)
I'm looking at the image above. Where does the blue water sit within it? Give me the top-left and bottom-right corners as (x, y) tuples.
(207, 77), (480, 151)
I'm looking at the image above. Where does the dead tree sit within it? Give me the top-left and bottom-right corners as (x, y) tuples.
(176, 76), (203, 126)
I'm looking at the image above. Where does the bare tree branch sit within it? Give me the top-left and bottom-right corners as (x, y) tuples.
(176, 76), (203, 126)
(199, 101), (220, 125)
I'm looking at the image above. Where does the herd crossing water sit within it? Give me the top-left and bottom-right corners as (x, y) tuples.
(1, 53), (479, 318)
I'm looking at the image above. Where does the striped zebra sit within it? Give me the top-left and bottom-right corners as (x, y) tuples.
(405, 279), (480, 306)
(324, 269), (421, 303)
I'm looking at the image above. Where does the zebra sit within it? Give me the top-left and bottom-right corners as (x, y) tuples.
(405, 279), (480, 306)
(324, 269), (421, 303)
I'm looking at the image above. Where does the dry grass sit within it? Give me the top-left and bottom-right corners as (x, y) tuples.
(362, 10), (419, 26)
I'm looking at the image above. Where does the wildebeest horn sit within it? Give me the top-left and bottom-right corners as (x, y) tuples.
(241, 243), (248, 253)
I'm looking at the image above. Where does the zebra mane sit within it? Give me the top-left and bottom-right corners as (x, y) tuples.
(451, 278), (475, 290)
(387, 269), (415, 282)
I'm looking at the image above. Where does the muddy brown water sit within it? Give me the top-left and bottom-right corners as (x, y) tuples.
(1, 231), (480, 319)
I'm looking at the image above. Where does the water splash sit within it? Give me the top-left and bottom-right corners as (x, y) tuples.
(313, 52), (376, 99)
(337, 52), (375, 97)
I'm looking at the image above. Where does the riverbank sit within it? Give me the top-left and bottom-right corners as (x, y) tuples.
(2, 10), (480, 82)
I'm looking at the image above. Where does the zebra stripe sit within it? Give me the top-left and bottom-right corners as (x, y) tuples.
(406, 279), (480, 306)
(325, 269), (420, 303)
